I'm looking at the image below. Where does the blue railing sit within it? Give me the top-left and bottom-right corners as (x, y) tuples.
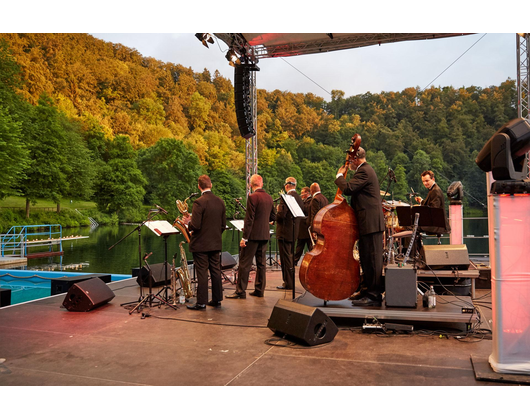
(1, 225), (63, 257)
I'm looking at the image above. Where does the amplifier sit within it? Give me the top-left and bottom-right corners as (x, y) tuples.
(51, 274), (112, 295)
(420, 244), (470, 270)
(384, 265), (417, 308)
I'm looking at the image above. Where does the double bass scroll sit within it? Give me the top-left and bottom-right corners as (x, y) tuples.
(299, 135), (362, 302)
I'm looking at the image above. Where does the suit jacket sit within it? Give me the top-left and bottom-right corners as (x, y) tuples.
(276, 189), (304, 242)
(421, 183), (450, 234)
(309, 192), (329, 231)
(297, 196), (312, 240)
(334, 162), (385, 236)
(188, 191), (226, 253)
(242, 188), (276, 241)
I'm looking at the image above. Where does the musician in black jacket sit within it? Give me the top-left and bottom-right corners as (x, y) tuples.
(276, 177), (304, 290)
(226, 174), (276, 299)
(294, 187), (312, 266)
(183, 175), (226, 310)
(335, 147), (385, 307)
(309, 182), (329, 234)
(415, 170), (450, 235)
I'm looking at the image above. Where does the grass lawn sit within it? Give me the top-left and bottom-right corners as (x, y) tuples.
(0, 196), (96, 210)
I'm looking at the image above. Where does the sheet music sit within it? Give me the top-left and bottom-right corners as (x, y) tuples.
(145, 220), (180, 236)
(230, 220), (245, 231)
(281, 193), (306, 218)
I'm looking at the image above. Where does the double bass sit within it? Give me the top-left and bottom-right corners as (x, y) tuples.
(299, 135), (362, 301)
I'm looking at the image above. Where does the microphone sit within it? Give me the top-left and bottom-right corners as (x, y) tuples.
(155, 204), (168, 214)
(234, 197), (242, 201)
(143, 252), (153, 261)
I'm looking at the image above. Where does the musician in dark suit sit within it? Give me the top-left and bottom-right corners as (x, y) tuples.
(294, 187), (312, 266)
(276, 177), (304, 290)
(182, 175), (226, 310)
(309, 182), (329, 234)
(415, 170), (450, 235)
(226, 174), (276, 299)
(335, 147), (385, 307)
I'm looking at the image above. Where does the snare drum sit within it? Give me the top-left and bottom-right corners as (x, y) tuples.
(385, 212), (404, 232)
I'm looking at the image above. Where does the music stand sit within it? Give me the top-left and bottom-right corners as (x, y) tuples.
(396, 206), (447, 265)
(280, 193), (306, 300)
(126, 220), (179, 313)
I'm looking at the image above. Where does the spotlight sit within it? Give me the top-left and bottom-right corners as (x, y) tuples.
(225, 48), (241, 67)
(195, 33), (214, 48)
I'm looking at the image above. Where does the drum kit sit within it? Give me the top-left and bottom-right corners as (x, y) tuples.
(380, 192), (411, 264)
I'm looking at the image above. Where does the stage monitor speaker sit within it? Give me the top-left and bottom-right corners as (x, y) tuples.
(132, 263), (169, 288)
(62, 278), (115, 312)
(267, 300), (338, 346)
(420, 244), (470, 270)
(384, 265), (417, 308)
(0, 288), (12, 307)
(51, 274), (112, 295)
(221, 252), (237, 270)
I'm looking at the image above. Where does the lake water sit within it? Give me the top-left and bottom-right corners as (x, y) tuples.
(8, 213), (488, 275)
(8, 223), (256, 275)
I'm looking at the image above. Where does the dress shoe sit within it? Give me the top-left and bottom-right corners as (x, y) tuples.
(187, 303), (206, 310)
(207, 300), (222, 307)
(276, 285), (293, 290)
(351, 296), (382, 307)
(348, 289), (367, 300)
(249, 291), (263, 297)
(225, 292), (246, 299)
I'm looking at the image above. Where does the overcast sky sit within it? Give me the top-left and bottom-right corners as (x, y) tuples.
(89, 32), (517, 101)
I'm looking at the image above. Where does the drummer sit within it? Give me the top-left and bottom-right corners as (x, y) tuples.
(415, 170), (450, 235)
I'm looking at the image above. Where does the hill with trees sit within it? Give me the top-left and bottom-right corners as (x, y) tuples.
(0, 33), (516, 227)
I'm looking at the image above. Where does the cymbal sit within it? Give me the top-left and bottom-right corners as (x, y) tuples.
(384, 200), (410, 207)
(380, 190), (390, 196)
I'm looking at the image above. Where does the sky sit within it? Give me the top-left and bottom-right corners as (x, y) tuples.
(88, 32), (517, 102)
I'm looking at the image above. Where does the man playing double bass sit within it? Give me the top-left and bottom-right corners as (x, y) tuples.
(335, 147), (385, 307)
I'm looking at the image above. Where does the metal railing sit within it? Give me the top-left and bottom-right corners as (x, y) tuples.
(1, 225), (63, 257)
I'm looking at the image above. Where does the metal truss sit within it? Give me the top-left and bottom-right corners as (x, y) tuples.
(249, 33), (470, 59)
(245, 69), (258, 198)
(517, 33), (529, 120)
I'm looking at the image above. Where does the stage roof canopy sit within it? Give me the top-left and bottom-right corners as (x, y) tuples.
(214, 33), (471, 60)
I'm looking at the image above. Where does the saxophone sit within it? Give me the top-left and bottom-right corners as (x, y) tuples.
(176, 241), (193, 299)
(173, 197), (192, 243)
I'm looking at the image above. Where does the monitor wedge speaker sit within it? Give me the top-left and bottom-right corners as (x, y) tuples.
(420, 244), (470, 270)
(267, 299), (338, 346)
(62, 278), (115, 312)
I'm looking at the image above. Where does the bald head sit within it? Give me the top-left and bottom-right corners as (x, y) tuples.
(310, 183), (321, 195)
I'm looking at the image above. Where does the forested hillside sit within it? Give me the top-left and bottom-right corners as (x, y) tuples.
(0, 33), (517, 222)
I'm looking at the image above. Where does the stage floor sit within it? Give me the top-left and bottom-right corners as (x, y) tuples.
(0, 266), (513, 388)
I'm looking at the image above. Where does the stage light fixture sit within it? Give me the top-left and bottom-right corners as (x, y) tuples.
(225, 48), (241, 67)
(195, 33), (214, 48)
(476, 118), (530, 181)
(447, 181), (464, 201)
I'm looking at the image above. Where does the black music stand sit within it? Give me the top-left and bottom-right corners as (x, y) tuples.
(396, 206), (447, 265)
(126, 220), (179, 313)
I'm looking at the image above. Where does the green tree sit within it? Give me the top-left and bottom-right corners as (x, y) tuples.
(137, 138), (202, 214)
(94, 135), (146, 216)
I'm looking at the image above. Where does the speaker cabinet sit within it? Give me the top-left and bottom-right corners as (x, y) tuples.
(132, 263), (170, 288)
(0, 288), (11, 307)
(385, 265), (417, 308)
(221, 252), (237, 270)
(51, 274), (112, 295)
(234, 65), (256, 139)
(62, 278), (115, 312)
(420, 244), (470, 270)
(267, 300), (338, 346)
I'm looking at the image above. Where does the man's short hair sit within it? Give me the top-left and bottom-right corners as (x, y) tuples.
(310, 183), (321, 194)
(355, 147), (366, 159)
(301, 187), (310, 195)
(421, 170), (435, 180)
(285, 177), (297, 187)
(250, 174), (263, 188)
(198, 174), (212, 189)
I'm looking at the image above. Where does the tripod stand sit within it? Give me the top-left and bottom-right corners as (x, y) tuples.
(109, 212), (178, 314)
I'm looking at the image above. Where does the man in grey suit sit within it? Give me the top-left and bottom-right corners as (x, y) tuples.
(226, 174), (276, 299)
(335, 147), (385, 307)
(183, 175), (226, 310)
